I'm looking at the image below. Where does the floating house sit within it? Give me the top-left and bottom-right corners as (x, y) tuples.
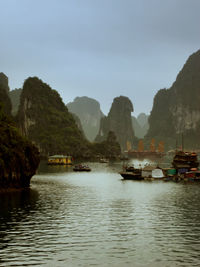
(48, 155), (73, 165)
(172, 150), (199, 174)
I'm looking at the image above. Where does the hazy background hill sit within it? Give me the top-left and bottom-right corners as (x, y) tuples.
(9, 88), (22, 115)
(132, 113), (149, 139)
(67, 96), (104, 141)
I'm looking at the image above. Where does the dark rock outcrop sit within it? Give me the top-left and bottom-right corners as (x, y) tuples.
(0, 73), (12, 115)
(17, 77), (88, 157)
(146, 49), (200, 150)
(0, 105), (40, 190)
(95, 96), (136, 150)
(67, 96), (104, 141)
(0, 72), (9, 93)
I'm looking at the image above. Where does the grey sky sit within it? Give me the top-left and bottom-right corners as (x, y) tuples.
(1, 0), (200, 116)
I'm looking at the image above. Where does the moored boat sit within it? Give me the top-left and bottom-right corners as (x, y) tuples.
(73, 164), (91, 172)
(119, 165), (143, 180)
(119, 171), (143, 180)
(172, 150), (199, 172)
(162, 150), (200, 182)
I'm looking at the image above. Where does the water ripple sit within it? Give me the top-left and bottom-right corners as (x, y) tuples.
(1, 162), (200, 266)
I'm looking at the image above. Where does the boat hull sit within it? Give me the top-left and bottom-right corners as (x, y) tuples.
(120, 172), (143, 180)
(73, 169), (91, 172)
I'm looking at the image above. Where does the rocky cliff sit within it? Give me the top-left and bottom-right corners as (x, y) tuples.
(17, 77), (88, 157)
(0, 111), (40, 189)
(0, 72), (9, 93)
(0, 81), (40, 190)
(0, 73), (12, 115)
(95, 96), (136, 150)
(67, 96), (104, 141)
(146, 49), (200, 150)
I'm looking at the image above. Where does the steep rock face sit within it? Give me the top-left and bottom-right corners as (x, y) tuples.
(132, 113), (149, 138)
(9, 88), (22, 115)
(95, 96), (136, 150)
(17, 77), (88, 157)
(67, 96), (104, 141)
(0, 73), (12, 115)
(146, 50), (200, 149)
(0, 74), (39, 189)
(0, 106), (40, 190)
(0, 72), (9, 93)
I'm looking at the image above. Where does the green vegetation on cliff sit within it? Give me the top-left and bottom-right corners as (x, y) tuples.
(0, 106), (40, 189)
(89, 131), (121, 159)
(17, 77), (89, 157)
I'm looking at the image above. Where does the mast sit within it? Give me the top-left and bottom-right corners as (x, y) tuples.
(182, 133), (184, 151)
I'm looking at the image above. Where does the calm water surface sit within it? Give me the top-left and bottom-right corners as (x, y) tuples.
(1, 160), (200, 266)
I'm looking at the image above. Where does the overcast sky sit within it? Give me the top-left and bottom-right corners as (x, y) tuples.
(1, 0), (200, 116)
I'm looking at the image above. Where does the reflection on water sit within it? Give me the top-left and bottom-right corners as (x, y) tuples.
(1, 160), (200, 266)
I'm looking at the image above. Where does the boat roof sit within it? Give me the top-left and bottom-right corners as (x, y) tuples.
(175, 164), (191, 168)
(175, 150), (197, 156)
(142, 165), (156, 171)
(48, 155), (71, 159)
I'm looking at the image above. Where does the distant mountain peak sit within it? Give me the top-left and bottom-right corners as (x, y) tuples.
(67, 96), (104, 141)
(96, 95), (136, 150)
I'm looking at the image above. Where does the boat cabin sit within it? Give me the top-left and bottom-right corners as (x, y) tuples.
(48, 155), (73, 165)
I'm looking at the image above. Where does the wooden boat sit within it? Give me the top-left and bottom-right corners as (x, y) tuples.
(120, 171), (143, 180)
(73, 164), (91, 172)
(119, 164), (143, 180)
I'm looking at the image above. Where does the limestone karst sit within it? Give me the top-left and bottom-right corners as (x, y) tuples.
(96, 96), (136, 151)
(146, 49), (200, 149)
